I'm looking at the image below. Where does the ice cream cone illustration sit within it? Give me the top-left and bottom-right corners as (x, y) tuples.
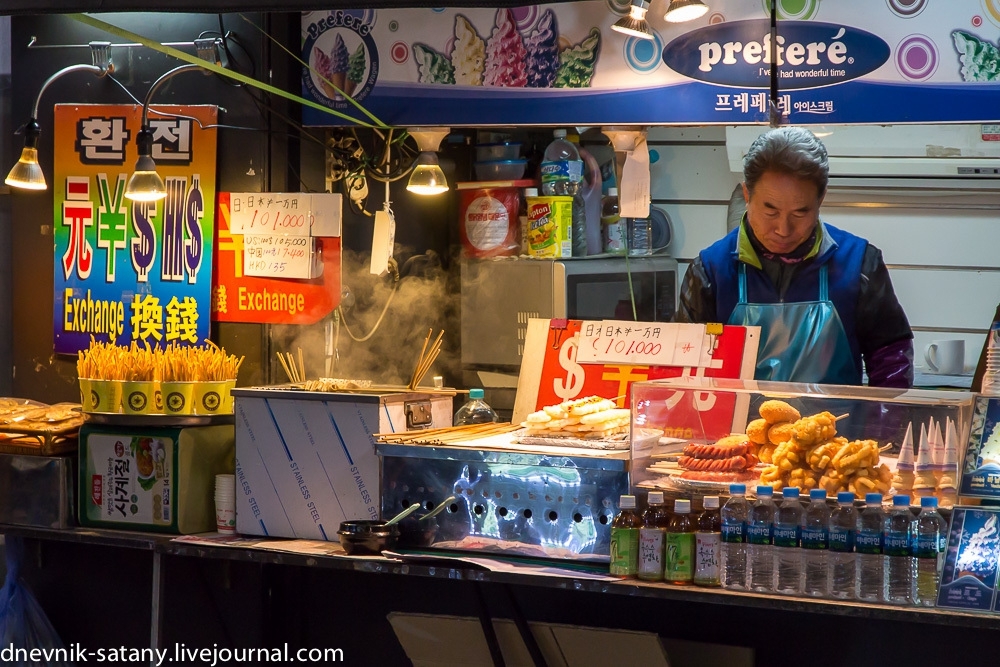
(327, 34), (349, 99)
(414, 43), (456, 84)
(484, 8), (528, 87)
(451, 15), (485, 86)
(554, 27), (601, 88)
(344, 44), (366, 97)
(526, 9), (559, 88)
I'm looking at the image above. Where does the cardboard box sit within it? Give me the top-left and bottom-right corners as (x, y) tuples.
(233, 387), (453, 540)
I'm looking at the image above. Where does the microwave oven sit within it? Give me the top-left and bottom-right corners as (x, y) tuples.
(460, 256), (678, 368)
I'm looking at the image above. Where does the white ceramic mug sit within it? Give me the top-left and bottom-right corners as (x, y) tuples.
(925, 339), (965, 375)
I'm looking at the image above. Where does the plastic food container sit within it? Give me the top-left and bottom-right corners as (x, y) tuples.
(474, 159), (527, 181)
(337, 519), (399, 555)
(475, 142), (522, 162)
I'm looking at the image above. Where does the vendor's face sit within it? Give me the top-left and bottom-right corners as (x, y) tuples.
(743, 171), (824, 255)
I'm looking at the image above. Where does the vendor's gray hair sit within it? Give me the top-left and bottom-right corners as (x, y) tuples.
(743, 126), (829, 198)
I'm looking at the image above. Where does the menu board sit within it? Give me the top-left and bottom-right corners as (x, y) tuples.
(960, 397), (1000, 498)
(938, 507), (1000, 612)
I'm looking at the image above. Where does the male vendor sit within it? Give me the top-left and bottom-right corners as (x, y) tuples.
(677, 126), (913, 387)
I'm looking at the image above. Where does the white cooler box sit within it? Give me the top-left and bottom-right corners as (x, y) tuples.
(233, 386), (453, 540)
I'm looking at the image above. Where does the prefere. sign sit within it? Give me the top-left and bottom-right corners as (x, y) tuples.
(938, 507), (999, 612)
(301, 2), (1000, 126)
(213, 192), (342, 325)
(53, 104), (217, 355)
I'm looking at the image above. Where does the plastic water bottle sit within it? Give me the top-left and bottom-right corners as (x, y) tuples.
(540, 129), (585, 256)
(609, 495), (642, 578)
(721, 484), (750, 591)
(747, 485), (776, 593)
(453, 388), (498, 426)
(914, 496), (947, 606)
(885, 495), (915, 605)
(637, 491), (668, 582)
(601, 188), (626, 255)
(856, 493), (887, 602)
(802, 489), (830, 598)
(773, 487), (803, 595)
(828, 491), (858, 600)
(694, 496), (722, 587)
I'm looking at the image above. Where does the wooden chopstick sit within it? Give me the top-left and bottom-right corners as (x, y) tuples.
(410, 328), (433, 389)
(277, 352), (295, 383)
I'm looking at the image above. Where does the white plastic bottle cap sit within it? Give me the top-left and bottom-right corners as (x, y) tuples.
(608, 187), (618, 196)
(620, 495), (636, 509)
(674, 499), (691, 514)
(703, 496), (720, 509)
(648, 491), (664, 505)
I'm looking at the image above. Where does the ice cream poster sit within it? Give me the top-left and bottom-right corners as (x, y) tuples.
(302, 0), (1000, 127)
(938, 508), (1000, 612)
(53, 104), (217, 355)
(960, 397), (1000, 499)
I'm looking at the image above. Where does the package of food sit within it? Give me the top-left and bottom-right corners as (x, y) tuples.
(526, 195), (573, 258)
(458, 187), (521, 258)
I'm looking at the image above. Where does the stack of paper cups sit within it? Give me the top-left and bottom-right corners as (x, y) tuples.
(215, 474), (236, 534)
(984, 336), (1000, 396)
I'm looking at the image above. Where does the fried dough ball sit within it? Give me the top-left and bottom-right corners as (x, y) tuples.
(758, 444), (775, 464)
(791, 411), (838, 447)
(746, 418), (769, 445)
(759, 400), (801, 424)
(717, 434), (751, 449)
(767, 422), (795, 445)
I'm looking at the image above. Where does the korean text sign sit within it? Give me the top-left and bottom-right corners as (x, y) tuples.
(53, 104), (218, 354)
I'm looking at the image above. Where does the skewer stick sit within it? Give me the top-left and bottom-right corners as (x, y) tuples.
(298, 347), (306, 383)
(277, 353), (295, 383)
(835, 413), (850, 422)
(410, 328), (433, 389)
(412, 331), (444, 388)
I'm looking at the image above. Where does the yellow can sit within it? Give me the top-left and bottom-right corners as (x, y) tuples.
(526, 196), (573, 258)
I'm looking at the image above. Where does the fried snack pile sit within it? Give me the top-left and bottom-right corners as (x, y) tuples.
(678, 434), (759, 482)
(76, 339), (244, 382)
(522, 396), (630, 439)
(749, 400), (891, 498)
(0, 399), (84, 433)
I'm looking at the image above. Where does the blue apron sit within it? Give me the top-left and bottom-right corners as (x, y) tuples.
(728, 263), (857, 384)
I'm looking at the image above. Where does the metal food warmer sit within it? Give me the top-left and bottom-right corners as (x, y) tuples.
(377, 438), (630, 562)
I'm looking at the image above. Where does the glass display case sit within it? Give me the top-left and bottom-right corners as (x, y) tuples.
(630, 377), (976, 503)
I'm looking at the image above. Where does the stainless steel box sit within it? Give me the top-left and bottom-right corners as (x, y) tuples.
(378, 442), (629, 562)
(0, 453), (75, 529)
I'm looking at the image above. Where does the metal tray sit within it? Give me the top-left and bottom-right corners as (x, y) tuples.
(83, 412), (234, 428)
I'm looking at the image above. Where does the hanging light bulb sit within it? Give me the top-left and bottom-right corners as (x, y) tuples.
(5, 120), (45, 190)
(4, 42), (112, 192)
(664, 0), (709, 22)
(612, 0), (654, 40)
(406, 127), (451, 196)
(124, 126), (166, 202)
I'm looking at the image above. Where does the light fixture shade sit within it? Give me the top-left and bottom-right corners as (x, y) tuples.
(665, 0), (709, 22)
(406, 152), (449, 196)
(125, 155), (166, 202)
(406, 127), (450, 153)
(5, 147), (46, 190)
(612, 0), (654, 40)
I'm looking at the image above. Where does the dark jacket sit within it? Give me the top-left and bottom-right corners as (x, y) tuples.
(677, 221), (914, 387)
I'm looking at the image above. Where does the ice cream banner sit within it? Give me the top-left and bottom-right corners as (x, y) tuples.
(938, 507), (1000, 612)
(212, 192), (342, 325)
(302, 0), (1000, 126)
(960, 396), (1000, 499)
(53, 104), (217, 355)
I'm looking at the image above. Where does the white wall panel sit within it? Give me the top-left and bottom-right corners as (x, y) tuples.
(651, 146), (740, 201)
(888, 268), (1000, 330)
(648, 126), (728, 143)
(656, 203), (728, 260)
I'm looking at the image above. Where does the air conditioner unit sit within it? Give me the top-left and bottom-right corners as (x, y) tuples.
(726, 124), (1000, 184)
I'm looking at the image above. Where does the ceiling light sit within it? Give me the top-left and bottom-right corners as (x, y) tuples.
(406, 127), (451, 196)
(124, 126), (166, 202)
(665, 0), (709, 22)
(612, 0), (654, 40)
(5, 42), (112, 192)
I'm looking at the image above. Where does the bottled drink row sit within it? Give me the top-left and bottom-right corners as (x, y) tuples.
(610, 485), (947, 606)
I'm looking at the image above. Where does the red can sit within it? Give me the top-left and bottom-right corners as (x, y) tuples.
(458, 186), (522, 258)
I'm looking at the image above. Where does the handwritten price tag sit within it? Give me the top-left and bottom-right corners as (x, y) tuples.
(576, 320), (677, 366)
(243, 234), (315, 279)
(228, 193), (341, 237)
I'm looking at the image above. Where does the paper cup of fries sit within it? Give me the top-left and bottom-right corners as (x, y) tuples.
(223, 380), (236, 412)
(161, 381), (195, 415)
(78, 378), (93, 409)
(89, 379), (123, 413)
(192, 381), (228, 415)
(122, 381), (158, 415)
